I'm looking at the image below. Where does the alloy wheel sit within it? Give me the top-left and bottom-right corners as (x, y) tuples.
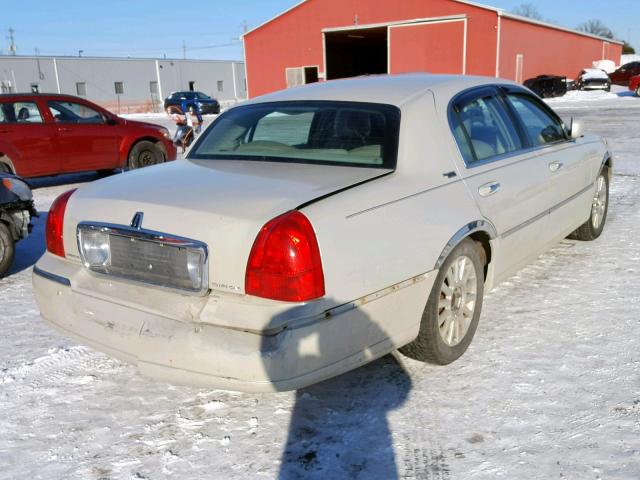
(438, 255), (478, 347)
(591, 174), (607, 230)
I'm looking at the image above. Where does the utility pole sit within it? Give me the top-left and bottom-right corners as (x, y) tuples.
(182, 40), (186, 60)
(7, 28), (16, 55)
(242, 20), (248, 34)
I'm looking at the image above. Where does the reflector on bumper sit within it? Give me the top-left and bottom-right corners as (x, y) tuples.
(77, 222), (208, 295)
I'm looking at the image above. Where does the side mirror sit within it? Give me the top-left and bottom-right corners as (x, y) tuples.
(106, 117), (119, 126)
(569, 119), (583, 139)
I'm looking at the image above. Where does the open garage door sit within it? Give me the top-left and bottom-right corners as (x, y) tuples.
(389, 19), (467, 75)
(324, 27), (388, 80)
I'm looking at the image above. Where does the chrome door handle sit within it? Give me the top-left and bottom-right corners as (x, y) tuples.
(478, 182), (500, 197)
(549, 161), (563, 172)
(58, 127), (72, 132)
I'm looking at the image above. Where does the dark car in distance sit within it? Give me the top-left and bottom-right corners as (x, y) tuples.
(609, 62), (640, 86)
(523, 75), (567, 98)
(0, 93), (177, 178)
(163, 91), (221, 115)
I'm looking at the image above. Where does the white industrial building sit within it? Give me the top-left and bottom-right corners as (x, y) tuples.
(0, 55), (246, 113)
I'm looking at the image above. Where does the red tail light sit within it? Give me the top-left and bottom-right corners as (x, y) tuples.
(46, 189), (76, 257)
(245, 211), (325, 302)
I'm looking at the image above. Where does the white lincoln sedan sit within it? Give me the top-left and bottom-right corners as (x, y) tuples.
(33, 74), (611, 392)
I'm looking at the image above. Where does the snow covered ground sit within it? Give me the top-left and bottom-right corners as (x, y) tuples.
(1, 88), (640, 480)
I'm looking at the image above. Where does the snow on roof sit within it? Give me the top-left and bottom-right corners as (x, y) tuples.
(581, 69), (610, 80)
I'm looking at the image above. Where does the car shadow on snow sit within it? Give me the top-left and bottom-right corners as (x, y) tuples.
(8, 212), (46, 276)
(262, 301), (412, 479)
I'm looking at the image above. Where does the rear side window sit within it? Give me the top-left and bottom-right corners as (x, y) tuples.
(452, 94), (523, 164)
(505, 94), (566, 146)
(189, 101), (400, 169)
(0, 102), (43, 123)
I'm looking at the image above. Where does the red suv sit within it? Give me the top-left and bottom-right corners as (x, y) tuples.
(0, 94), (176, 178)
(609, 62), (640, 86)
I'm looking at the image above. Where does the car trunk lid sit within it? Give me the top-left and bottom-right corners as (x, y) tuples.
(63, 159), (390, 294)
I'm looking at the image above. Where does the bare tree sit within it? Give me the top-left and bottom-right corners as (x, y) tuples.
(512, 3), (544, 21)
(577, 19), (614, 39)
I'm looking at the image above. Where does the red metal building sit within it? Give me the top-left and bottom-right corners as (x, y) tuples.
(243, 0), (623, 98)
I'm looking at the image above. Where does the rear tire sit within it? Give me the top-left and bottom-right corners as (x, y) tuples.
(0, 222), (15, 278)
(635, 86), (640, 97)
(400, 239), (484, 365)
(128, 141), (164, 170)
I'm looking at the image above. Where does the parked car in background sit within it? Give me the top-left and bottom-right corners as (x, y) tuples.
(523, 75), (567, 98)
(609, 62), (640, 86)
(0, 172), (35, 277)
(629, 75), (640, 97)
(574, 69), (611, 91)
(163, 91), (221, 115)
(33, 74), (611, 392)
(0, 94), (176, 178)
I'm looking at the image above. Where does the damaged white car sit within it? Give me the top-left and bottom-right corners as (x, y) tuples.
(33, 74), (611, 392)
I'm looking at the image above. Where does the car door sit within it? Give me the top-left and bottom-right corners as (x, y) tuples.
(46, 99), (119, 172)
(502, 89), (592, 243)
(0, 99), (58, 177)
(449, 86), (553, 282)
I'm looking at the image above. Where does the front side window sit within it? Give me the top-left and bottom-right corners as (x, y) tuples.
(189, 101), (400, 169)
(505, 94), (566, 146)
(452, 94), (523, 163)
(48, 101), (104, 124)
(0, 102), (43, 123)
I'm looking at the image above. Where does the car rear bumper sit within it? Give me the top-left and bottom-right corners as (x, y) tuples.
(33, 254), (433, 392)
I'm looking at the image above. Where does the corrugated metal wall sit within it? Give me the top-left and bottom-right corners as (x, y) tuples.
(0, 56), (246, 113)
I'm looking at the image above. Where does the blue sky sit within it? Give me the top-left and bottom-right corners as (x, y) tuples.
(3, 0), (638, 60)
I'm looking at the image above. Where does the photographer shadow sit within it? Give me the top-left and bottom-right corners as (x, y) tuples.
(262, 300), (413, 479)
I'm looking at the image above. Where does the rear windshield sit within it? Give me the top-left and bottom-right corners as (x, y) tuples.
(188, 101), (400, 169)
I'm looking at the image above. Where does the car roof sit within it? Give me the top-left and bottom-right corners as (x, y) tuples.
(0, 93), (89, 101)
(244, 73), (520, 107)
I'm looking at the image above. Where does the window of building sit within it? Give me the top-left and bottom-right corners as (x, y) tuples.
(114, 82), (124, 95)
(217, 81), (224, 92)
(76, 82), (87, 97)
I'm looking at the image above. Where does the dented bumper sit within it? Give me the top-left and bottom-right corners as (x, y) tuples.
(33, 253), (433, 392)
